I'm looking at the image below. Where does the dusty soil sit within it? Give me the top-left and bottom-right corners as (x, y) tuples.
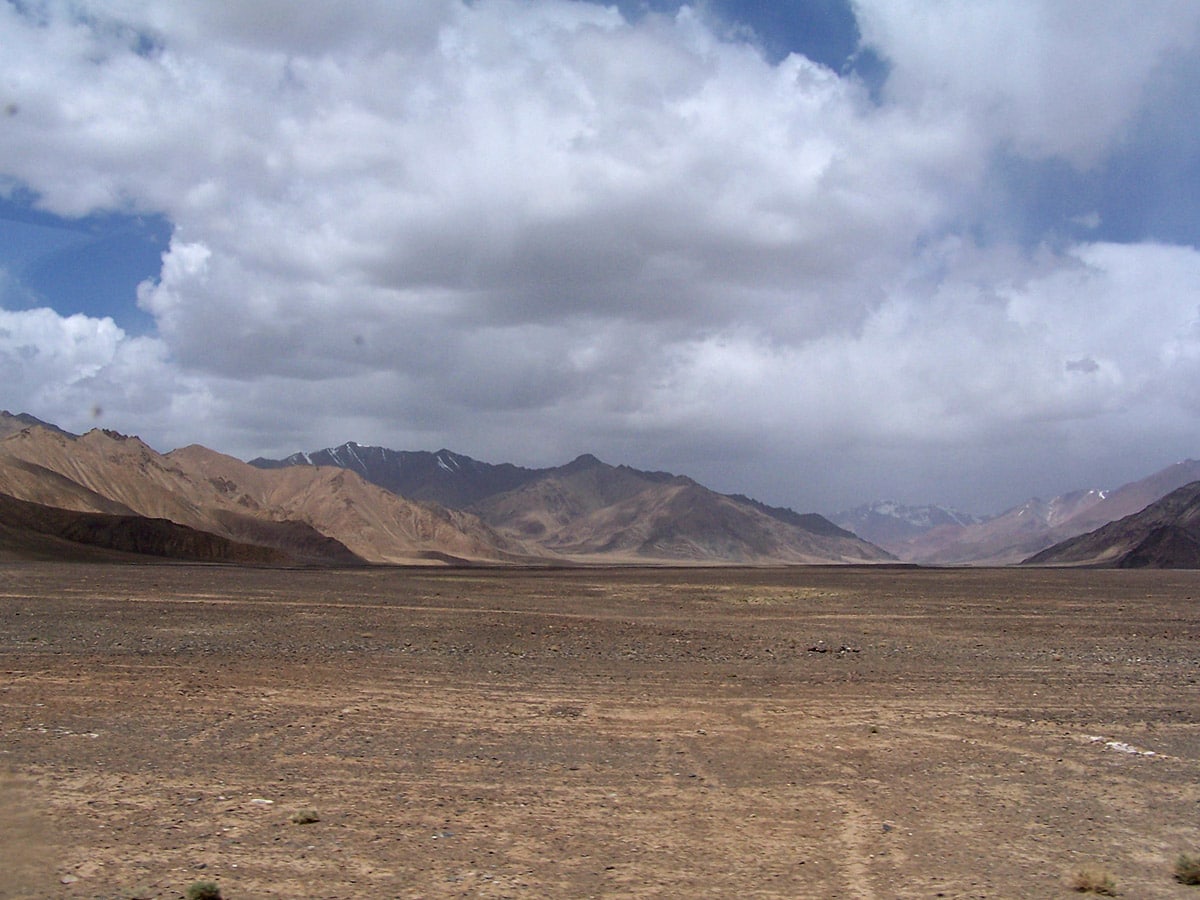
(1, 563), (1199, 899)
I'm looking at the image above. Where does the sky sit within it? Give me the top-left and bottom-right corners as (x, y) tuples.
(2, 1), (1200, 517)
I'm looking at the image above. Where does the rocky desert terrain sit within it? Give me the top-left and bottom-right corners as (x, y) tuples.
(2, 563), (1199, 898)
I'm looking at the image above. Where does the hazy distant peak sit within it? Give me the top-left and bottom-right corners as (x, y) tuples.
(834, 499), (983, 529)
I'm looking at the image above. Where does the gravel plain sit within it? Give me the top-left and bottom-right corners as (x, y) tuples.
(2, 563), (1199, 898)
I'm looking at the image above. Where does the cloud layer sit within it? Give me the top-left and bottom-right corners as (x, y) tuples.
(2, 0), (1199, 512)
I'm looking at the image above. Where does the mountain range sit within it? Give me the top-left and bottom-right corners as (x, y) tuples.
(831, 459), (1200, 565)
(0, 412), (888, 566)
(829, 502), (985, 549)
(1024, 481), (1200, 568)
(249, 443), (868, 561)
(4, 410), (1198, 568)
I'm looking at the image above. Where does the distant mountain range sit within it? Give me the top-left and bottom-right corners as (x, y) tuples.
(0, 412), (888, 566)
(832, 459), (1200, 565)
(830, 502), (984, 549)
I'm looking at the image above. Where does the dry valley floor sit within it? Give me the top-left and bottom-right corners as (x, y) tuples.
(2, 564), (1199, 898)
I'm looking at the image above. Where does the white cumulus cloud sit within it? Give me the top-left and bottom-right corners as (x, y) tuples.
(1, 0), (1199, 512)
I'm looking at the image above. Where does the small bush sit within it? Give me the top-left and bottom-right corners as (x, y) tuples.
(185, 881), (222, 900)
(1072, 868), (1117, 895)
(1176, 853), (1200, 885)
(290, 808), (320, 824)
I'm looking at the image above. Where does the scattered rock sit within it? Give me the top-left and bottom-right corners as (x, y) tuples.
(807, 642), (860, 654)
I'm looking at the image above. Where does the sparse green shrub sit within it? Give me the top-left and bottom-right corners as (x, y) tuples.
(1176, 853), (1200, 885)
(185, 881), (222, 900)
(1072, 868), (1117, 895)
(290, 808), (320, 824)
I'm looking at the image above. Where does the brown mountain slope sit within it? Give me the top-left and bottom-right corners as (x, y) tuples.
(0, 492), (291, 564)
(469, 455), (669, 541)
(0, 427), (212, 525)
(1024, 481), (1200, 568)
(0, 428), (361, 564)
(0, 453), (139, 516)
(554, 482), (890, 563)
(473, 456), (890, 564)
(167, 444), (537, 564)
(0, 426), (532, 564)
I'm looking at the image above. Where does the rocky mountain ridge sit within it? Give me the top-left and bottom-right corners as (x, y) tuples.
(251, 443), (544, 509)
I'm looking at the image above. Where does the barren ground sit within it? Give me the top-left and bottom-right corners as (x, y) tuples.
(1, 563), (1199, 898)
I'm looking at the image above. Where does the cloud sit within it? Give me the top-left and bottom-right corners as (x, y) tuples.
(113, 2), (962, 374)
(0, 301), (212, 437)
(853, 0), (1200, 167)
(1, 1), (1199, 512)
(639, 239), (1200, 435)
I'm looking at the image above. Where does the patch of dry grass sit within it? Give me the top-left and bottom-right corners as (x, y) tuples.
(1176, 853), (1200, 885)
(185, 882), (222, 900)
(1071, 868), (1117, 895)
